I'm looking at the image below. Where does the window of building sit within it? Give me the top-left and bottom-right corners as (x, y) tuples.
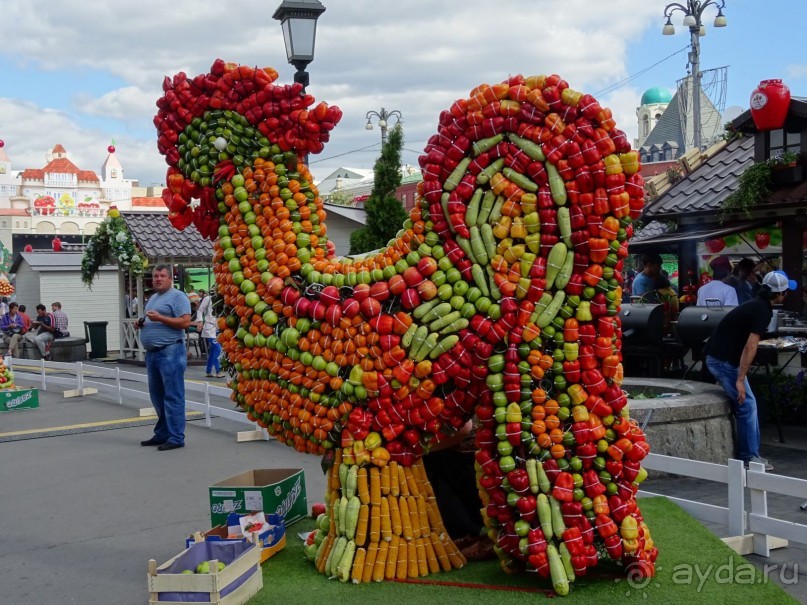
(400, 193), (407, 205)
(642, 115), (649, 137)
(15, 221), (19, 228)
(767, 126), (801, 160)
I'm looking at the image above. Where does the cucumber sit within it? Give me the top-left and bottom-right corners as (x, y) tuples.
(554, 248), (575, 290)
(536, 291), (566, 329)
(480, 223), (497, 262)
(508, 133), (546, 161)
(472, 133), (504, 156)
(465, 188), (484, 227)
(444, 157), (471, 191)
(476, 191), (496, 226)
(547, 544), (569, 596)
(546, 164), (567, 206)
(545, 243), (568, 290)
(469, 226), (489, 266)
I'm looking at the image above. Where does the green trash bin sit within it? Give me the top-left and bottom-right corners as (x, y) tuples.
(84, 321), (108, 359)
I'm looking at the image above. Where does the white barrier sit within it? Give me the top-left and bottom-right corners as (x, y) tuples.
(6, 357), (269, 441)
(640, 452), (801, 556)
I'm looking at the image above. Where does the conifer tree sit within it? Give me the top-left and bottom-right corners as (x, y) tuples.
(349, 124), (408, 254)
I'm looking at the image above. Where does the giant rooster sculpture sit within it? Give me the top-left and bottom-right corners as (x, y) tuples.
(155, 60), (657, 595)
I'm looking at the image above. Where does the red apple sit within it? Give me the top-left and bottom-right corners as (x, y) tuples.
(311, 502), (327, 517)
(342, 298), (361, 318)
(400, 288), (421, 309)
(319, 285), (340, 306)
(402, 267), (424, 287)
(360, 297), (382, 318)
(369, 281), (390, 301)
(353, 283), (371, 302)
(324, 304), (342, 326)
(388, 274), (407, 296)
(417, 279), (438, 301)
(417, 256), (438, 277)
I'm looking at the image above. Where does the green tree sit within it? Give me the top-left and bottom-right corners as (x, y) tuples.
(349, 124), (408, 254)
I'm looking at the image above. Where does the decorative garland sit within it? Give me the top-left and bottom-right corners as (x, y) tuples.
(80, 212), (147, 286)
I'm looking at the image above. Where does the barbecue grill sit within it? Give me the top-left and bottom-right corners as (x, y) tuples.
(619, 303), (665, 346)
(675, 305), (733, 356)
(619, 303), (677, 376)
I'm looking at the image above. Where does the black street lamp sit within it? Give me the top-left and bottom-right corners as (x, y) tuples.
(365, 108), (403, 147)
(273, 0), (326, 91)
(662, 0), (727, 151)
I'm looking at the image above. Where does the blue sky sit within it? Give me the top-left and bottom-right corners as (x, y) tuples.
(1, 0), (805, 188)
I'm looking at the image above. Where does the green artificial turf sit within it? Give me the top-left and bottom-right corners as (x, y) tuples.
(249, 497), (798, 605)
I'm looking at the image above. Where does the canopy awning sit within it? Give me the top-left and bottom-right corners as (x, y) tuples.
(629, 218), (773, 251)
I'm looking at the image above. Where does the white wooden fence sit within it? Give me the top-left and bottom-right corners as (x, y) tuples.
(9, 358), (807, 557)
(7, 357), (269, 442)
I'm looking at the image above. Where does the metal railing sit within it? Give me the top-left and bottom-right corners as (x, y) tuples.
(7, 357), (267, 440)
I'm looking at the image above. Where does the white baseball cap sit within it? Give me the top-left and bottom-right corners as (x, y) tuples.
(762, 270), (797, 293)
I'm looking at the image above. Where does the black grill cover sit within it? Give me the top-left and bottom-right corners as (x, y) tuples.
(619, 303), (665, 346)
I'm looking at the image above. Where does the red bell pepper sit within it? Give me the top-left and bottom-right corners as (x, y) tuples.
(595, 513), (619, 539)
(562, 527), (585, 556)
(576, 442), (597, 469)
(571, 421), (591, 444)
(542, 458), (560, 483)
(593, 336), (613, 358)
(625, 440), (650, 462)
(563, 360), (581, 384)
(508, 468), (531, 494)
(606, 459), (623, 480)
(529, 552), (550, 578)
(622, 460), (641, 483)
(604, 533), (623, 559)
(583, 470), (606, 498)
(579, 516), (595, 545)
(528, 526), (547, 555)
(579, 324), (597, 346)
(561, 501), (583, 528)
(552, 472), (575, 502)
(579, 345), (598, 370)
(609, 495), (629, 523)
(582, 369), (607, 395)
(517, 494), (538, 522)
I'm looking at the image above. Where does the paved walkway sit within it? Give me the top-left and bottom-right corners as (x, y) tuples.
(2, 358), (807, 603)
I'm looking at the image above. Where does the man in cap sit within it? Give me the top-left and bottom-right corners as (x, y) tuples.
(704, 270), (797, 471)
(697, 255), (738, 306)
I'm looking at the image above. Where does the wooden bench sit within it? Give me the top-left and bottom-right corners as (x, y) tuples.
(19, 336), (88, 362)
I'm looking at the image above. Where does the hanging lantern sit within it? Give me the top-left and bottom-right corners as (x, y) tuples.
(750, 80), (791, 131)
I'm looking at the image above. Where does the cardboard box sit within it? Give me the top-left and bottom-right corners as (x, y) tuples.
(186, 513), (287, 564)
(147, 540), (262, 605)
(209, 468), (307, 527)
(0, 387), (38, 412)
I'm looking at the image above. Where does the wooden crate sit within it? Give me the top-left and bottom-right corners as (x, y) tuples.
(147, 541), (262, 605)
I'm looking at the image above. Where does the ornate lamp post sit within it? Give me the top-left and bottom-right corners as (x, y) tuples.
(273, 0), (326, 91)
(365, 108), (403, 147)
(662, 0), (727, 150)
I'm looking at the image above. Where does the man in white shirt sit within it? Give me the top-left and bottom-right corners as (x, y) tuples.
(697, 255), (739, 307)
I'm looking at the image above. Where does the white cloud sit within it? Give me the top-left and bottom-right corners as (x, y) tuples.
(787, 64), (807, 78)
(0, 0), (662, 186)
